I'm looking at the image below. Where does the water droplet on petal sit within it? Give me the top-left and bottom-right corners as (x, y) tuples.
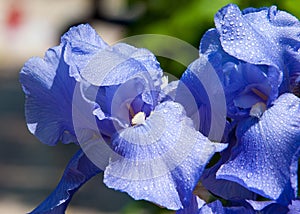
(131, 111), (146, 125)
(235, 48), (241, 54)
(247, 172), (253, 178)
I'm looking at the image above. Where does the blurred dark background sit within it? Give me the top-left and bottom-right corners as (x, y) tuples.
(0, 0), (299, 213)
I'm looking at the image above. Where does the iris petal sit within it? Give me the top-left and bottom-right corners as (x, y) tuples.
(61, 24), (162, 87)
(62, 24), (109, 81)
(215, 4), (300, 69)
(73, 41), (163, 88)
(201, 150), (257, 200)
(178, 56), (227, 141)
(103, 101), (227, 210)
(201, 134), (257, 201)
(217, 93), (300, 203)
(20, 24), (109, 145)
(199, 29), (280, 119)
(201, 37), (263, 119)
(20, 45), (76, 145)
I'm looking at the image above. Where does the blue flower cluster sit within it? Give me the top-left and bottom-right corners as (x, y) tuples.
(20, 4), (300, 214)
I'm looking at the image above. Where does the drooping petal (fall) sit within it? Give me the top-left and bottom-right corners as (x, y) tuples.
(104, 101), (227, 210)
(217, 93), (300, 203)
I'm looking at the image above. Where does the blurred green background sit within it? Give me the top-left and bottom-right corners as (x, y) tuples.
(0, 0), (299, 213)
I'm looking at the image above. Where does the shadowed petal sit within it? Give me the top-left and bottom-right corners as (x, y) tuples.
(30, 149), (101, 214)
(201, 138), (257, 201)
(103, 101), (227, 210)
(178, 59), (211, 136)
(20, 45), (77, 145)
(20, 24), (107, 146)
(178, 56), (227, 142)
(217, 93), (300, 203)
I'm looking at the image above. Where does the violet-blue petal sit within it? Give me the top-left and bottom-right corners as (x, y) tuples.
(177, 60), (211, 136)
(73, 42), (163, 127)
(199, 29), (278, 120)
(78, 74), (160, 140)
(214, 4), (300, 69)
(178, 56), (227, 141)
(201, 138), (257, 201)
(217, 93), (300, 203)
(61, 24), (109, 81)
(19, 24), (107, 146)
(282, 47), (300, 94)
(103, 101), (227, 210)
(81, 45), (161, 87)
(109, 43), (163, 89)
(20, 45), (77, 145)
(66, 40), (162, 88)
(61, 24), (162, 89)
(30, 149), (101, 214)
(231, 64), (271, 108)
(276, 146), (300, 205)
(103, 75), (157, 117)
(215, 4), (277, 66)
(94, 77), (151, 123)
(200, 28), (238, 69)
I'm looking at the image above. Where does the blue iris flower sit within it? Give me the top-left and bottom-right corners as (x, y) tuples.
(20, 24), (226, 212)
(20, 4), (300, 213)
(181, 4), (300, 206)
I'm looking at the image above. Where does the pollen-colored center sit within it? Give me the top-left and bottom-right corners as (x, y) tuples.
(250, 88), (268, 118)
(131, 111), (146, 125)
(250, 102), (267, 118)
